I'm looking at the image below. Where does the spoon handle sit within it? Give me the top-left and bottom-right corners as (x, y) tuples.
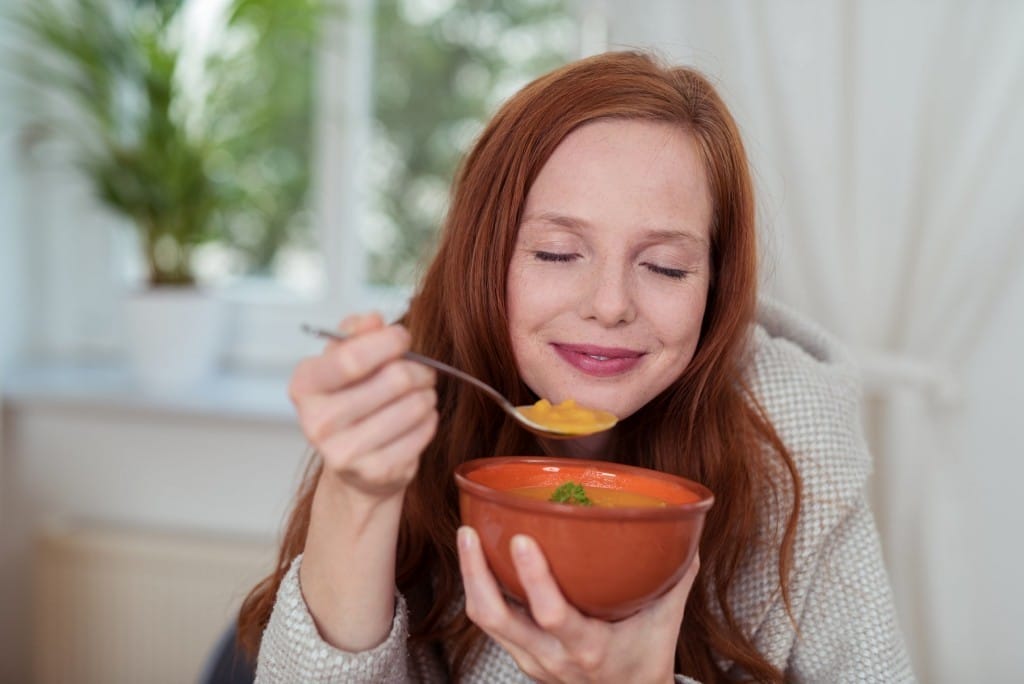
(301, 325), (514, 411)
(402, 351), (514, 409)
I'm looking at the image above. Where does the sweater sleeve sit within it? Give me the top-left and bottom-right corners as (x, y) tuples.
(254, 554), (412, 683)
(787, 496), (916, 682)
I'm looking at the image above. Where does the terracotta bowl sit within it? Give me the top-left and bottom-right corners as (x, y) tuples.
(454, 456), (714, 621)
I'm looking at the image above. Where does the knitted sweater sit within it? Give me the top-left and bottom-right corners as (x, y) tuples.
(256, 298), (916, 683)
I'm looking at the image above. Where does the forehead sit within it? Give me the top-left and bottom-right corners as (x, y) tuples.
(522, 119), (712, 239)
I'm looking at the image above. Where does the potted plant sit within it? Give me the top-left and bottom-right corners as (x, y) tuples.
(12, 0), (231, 393)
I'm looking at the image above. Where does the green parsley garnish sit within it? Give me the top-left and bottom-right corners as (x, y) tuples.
(549, 481), (593, 506)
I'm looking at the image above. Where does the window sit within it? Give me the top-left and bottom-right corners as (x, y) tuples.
(368, 0), (578, 286)
(6, 0), (598, 373)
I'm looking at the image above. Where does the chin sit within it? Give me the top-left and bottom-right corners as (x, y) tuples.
(566, 389), (644, 421)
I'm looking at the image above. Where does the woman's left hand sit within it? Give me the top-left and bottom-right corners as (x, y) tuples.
(457, 526), (699, 684)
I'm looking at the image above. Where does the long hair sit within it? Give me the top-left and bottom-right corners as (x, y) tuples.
(239, 51), (801, 682)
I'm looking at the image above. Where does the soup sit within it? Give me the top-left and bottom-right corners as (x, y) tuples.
(509, 484), (669, 508)
(516, 398), (618, 435)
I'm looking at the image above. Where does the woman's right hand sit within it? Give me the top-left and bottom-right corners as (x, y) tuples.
(289, 312), (438, 501)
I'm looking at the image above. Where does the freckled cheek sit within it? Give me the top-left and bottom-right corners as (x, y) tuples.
(646, 284), (708, 344)
(507, 270), (578, 330)
(506, 292), (556, 398)
(653, 316), (705, 369)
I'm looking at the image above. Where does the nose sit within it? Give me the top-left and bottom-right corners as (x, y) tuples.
(578, 259), (637, 327)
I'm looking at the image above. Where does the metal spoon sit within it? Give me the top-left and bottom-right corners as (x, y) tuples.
(301, 324), (616, 439)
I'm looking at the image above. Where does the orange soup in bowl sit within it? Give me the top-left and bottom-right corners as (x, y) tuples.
(509, 484), (670, 508)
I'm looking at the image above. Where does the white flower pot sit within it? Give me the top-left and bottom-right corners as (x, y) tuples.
(123, 287), (225, 394)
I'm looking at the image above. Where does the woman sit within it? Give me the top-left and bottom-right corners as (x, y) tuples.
(239, 51), (914, 682)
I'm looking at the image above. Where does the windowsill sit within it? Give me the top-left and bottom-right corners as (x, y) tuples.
(2, 362), (297, 424)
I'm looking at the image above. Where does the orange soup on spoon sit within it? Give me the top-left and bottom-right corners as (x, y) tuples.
(516, 398), (618, 436)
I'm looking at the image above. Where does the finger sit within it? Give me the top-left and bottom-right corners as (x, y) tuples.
(457, 527), (551, 680)
(297, 360), (435, 444)
(457, 527), (554, 655)
(317, 386), (437, 471)
(321, 407), (439, 497)
(291, 324), (412, 396)
(336, 311), (384, 337)
(510, 534), (592, 648)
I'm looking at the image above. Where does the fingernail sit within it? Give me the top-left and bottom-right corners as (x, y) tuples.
(458, 526), (474, 551)
(511, 535), (530, 560)
(337, 316), (358, 336)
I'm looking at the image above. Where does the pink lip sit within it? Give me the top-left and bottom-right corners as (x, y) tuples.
(552, 343), (645, 377)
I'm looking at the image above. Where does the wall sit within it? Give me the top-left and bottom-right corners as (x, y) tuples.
(0, 396), (309, 683)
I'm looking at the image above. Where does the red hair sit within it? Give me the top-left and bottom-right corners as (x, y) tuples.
(239, 51), (801, 682)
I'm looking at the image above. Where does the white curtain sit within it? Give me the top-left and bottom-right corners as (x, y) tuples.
(603, 1), (1024, 681)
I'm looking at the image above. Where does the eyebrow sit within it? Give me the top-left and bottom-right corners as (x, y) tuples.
(521, 211), (710, 250)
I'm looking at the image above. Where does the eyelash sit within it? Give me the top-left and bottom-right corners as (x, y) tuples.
(532, 252), (689, 280)
(533, 251), (578, 263)
(642, 263), (689, 280)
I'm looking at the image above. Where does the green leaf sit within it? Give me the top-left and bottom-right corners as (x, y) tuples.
(549, 482), (593, 506)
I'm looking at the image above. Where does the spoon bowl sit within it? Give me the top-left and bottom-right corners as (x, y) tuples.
(302, 325), (617, 439)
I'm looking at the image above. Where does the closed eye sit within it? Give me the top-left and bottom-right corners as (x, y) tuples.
(642, 262), (689, 279)
(533, 251), (579, 263)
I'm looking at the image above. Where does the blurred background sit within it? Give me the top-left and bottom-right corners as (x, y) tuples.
(0, 0), (1020, 682)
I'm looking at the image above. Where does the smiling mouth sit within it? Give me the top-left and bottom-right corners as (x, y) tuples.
(552, 343), (645, 377)
(555, 343), (644, 358)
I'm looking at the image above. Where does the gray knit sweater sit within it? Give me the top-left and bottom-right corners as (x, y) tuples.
(256, 298), (916, 683)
